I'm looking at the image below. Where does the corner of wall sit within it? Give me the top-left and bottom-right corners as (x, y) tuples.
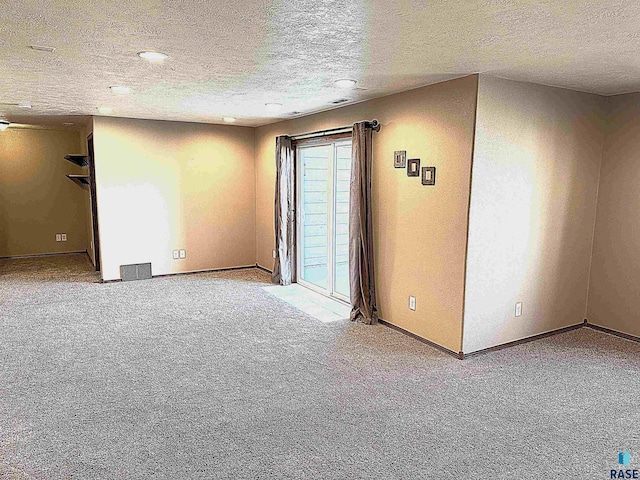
(252, 125), (259, 267)
(583, 95), (610, 321)
(459, 73), (482, 354)
(462, 77), (607, 354)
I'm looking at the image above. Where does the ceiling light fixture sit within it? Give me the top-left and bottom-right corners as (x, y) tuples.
(335, 79), (357, 88)
(97, 106), (113, 114)
(110, 86), (131, 94)
(0, 121), (10, 131)
(265, 103), (282, 112)
(138, 51), (168, 62)
(18, 103), (32, 109)
(30, 45), (56, 53)
(223, 117), (236, 123)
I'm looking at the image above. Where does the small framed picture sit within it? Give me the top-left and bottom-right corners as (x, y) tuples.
(407, 158), (420, 177)
(394, 151), (406, 168)
(422, 166), (436, 186)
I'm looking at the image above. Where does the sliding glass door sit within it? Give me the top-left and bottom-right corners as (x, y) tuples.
(297, 139), (352, 302)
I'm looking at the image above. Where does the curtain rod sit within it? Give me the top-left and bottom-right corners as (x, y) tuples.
(290, 119), (380, 141)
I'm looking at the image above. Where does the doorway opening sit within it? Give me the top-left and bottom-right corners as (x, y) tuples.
(87, 134), (101, 272)
(296, 138), (351, 304)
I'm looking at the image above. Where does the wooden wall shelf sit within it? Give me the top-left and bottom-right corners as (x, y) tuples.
(64, 154), (88, 167)
(66, 174), (90, 189)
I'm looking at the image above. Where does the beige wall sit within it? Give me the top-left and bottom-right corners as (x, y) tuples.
(0, 127), (88, 257)
(463, 76), (606, 353)
(255, 76), (479, 352)
(587, 94), (640, 338)
(92, 117), (256, 281)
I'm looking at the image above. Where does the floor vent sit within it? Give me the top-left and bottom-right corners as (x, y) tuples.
(120, 263), (152, 281)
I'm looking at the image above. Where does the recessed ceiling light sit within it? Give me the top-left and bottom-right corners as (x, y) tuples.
(0, 121), (10, 131)
(30, 45), (56, 53)
(335, 79), (357, 88)
(18, 103), (32, 109)
(110, 86), (131, 94)
(223, 117), (236, 123)
(97, 106), (113, 114)
(265, 103), (282, 112)
(138, 51), (168, 62)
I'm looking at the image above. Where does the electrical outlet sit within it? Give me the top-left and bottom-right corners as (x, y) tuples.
(409, 296), (416, 311)
(61, 233), (67, 241)
(55, 234), (61, 242)
(179, 249), (186, 259)
(272, 249), (277, 259)
(515, 302), (522, 317)
(172, 250), (179, 260)
(90, 240), (94, 249)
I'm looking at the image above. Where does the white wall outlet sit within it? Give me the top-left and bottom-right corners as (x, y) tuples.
(515, 302), (522, 317)
(272, 249), (277, 259)
(55, 234), (61, 242)
(172, 250), (179, 260)
(61, 233), (67, 241)
(409, 296), (416, 311)
(179, 249), (186, 259)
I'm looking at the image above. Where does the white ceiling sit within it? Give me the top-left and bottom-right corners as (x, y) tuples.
(1, 0), (639, 127)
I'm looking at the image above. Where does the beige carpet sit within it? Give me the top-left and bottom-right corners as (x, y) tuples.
(1, 254), (639, 479)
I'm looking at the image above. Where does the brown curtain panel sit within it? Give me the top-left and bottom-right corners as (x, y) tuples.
(272, 136), (296, 285)
(349, 122), (378, 324)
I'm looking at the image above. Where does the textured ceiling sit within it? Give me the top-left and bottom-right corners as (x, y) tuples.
(1, 0), (639, 127)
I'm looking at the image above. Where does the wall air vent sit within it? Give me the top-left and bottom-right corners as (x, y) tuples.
(120, 263), (152, 281)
